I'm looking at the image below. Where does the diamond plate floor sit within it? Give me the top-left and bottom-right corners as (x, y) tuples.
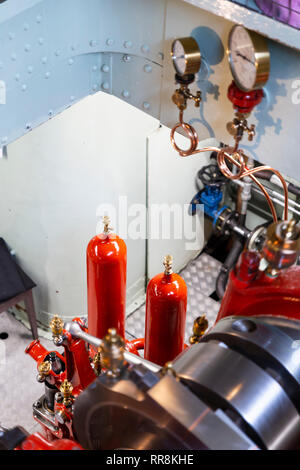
(0, 252), (221, 432)
(126, 253), (221, 343)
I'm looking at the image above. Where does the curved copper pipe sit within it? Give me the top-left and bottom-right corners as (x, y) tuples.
(170, 118), (289, 222)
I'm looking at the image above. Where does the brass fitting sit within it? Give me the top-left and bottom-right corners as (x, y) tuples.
(101, 328), (126, 378)
(227, 112), (255, 144)
(161, 362), (179, 381)
(263, 219), (300, 272)
(37, 360), (51, 382)
(102, 215), (113, 234)
(163, 254), (173, 275)
(172, 85), (201, 112)
(49, 315), (64, 345)
(93, 348), (102, 376)
(60, 379), (74, 408)
(189, 315), (209, 344)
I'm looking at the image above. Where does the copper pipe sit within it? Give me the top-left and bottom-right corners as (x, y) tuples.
(170, 118), (289, 222)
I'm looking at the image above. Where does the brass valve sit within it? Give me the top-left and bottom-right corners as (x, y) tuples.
(226, 112), (255, 144)
(60, 379), (74, 407)
(37, 360), (51, 382)
(49, 314), (64, 345)
(161, 361), (179, 380)
(172, 85), (201, 112)
(93, 348), (102, 376)
(101, 327), (126, 378)
(189, 315), (209, 344)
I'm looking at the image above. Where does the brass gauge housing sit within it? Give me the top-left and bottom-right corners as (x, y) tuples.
(171, 37), (201, 77)
(228, 25), (270, 91)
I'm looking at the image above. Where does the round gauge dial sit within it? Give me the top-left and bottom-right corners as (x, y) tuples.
(228, 25), (270, 92)
(171, 37), (201, 76)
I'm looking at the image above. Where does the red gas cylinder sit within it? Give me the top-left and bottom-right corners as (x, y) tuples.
(87, 216), (127, 340)
(144, 255), (187, 366)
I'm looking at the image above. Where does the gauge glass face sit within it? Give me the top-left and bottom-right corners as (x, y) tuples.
(229, 26), (257, 91)
(172, 40), (186, 75)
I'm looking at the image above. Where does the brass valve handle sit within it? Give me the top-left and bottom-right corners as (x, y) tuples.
(227, 114), (256, 144)
(172, 85), (201, 112)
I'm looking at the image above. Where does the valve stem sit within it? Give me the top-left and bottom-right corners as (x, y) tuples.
(163, 254), (173, 275)
(103, 216), (113, 234)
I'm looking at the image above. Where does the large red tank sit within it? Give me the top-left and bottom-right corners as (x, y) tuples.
(87, 216), (127, 340)
(144, 255), (187, 366)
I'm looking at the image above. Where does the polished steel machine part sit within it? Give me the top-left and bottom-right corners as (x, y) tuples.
(73, 365), (257, 450)
(71, 316), (300, 450)
(173, 316), (300, 450)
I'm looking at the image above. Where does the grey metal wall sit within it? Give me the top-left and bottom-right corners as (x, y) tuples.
(0, 0), (299, 178)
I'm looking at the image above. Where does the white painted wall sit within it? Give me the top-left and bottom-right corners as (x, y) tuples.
(147, 126), (217, 278)
(0, 92), (159, 326)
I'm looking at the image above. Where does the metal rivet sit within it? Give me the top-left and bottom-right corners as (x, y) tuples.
(106, 38), (114, 46)
(90, 40), (97, 47)
(26, 123), (31, 130)
(144, 64), (152, 73)
(122, 90), (130, 98)
(143, 101), (150, 110)
(123, 54), (131, 63)
(11, 53), (17, 61)
(38, 37), (44, 45)
(141, 44), (150, 54)
(24, 23), (29, 31)
(92, 65), (98, 72)
(124, 41), (132, 49)
(27, 66), (33, 74)
(48, 110), (53, 116)
(45, 72), (50, 79)
(15, 73), (20, 81)
(24, 44), (31, 52)
(101, 82), (109, 90)
(41, 56), (47, 64)
(68, 58), (74, 65)
(101, 64), (110, 73)
(22, 84), (27, 91)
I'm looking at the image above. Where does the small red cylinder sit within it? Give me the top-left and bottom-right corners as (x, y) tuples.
(87, 219), (127, 340)
(144, 256), (187, 366)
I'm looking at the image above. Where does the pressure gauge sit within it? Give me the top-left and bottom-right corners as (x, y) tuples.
(171, 37), (201, 77)
(228, 25), (270, 92)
